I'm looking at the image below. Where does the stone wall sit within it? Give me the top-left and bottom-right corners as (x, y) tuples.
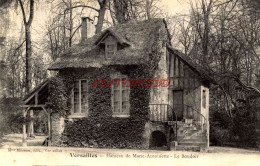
(143, 121), (169, 149)
(149, 43), (168, 105)
(51, 112), (65, 146)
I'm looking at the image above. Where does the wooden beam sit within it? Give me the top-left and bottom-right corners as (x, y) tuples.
(42, 105), (51, 146)
(29, 110), (34, 137)
(22, 107), (30, 147)
(35, 92), (38, 105)
(24, 81), (49, 104)
(47, 108), (51, 147)
(41, 106), (48, 115)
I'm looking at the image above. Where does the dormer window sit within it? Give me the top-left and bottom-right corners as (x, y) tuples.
(95, 30), (131, 59)
(106, 43), (117, 59)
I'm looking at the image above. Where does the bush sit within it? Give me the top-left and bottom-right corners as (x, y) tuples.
(0, 97), (23, 135)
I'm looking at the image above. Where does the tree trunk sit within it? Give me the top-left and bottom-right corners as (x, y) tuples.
(25, 25), (32, 93)
(146, 0), (151, 20)
(113, 0), (128, 23)
(19, 0), (35, 138)
(95, 0), (108, 34)
(69, 0), (73, 47)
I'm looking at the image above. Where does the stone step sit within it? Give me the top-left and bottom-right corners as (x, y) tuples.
(177, 131), (205, 137)
(175, 145), (200, 152)
(178, 142), (207, 146)
(178, 138), (207, 143)
(177, 135), (207, 140)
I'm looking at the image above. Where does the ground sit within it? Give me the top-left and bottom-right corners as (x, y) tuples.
(0, 134), (259, 166)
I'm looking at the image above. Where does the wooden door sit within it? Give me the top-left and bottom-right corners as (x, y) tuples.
(173, 90), (183, 120)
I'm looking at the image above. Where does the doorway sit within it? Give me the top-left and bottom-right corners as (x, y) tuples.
(173, 90), (184, 121)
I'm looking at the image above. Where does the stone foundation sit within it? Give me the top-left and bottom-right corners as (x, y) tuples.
(143, 121), (169, 149)
(51, 113), (65, 146)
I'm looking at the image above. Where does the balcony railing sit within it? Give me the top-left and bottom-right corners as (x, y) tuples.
(149, 104), (177, 122)
(149, 104), (208, 133)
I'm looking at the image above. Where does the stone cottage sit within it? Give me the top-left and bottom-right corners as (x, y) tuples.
(22, 18), (211, 151)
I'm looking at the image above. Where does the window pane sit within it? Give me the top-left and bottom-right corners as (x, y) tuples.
(114, 102), (120, 113)
(74, 103), (80, 113)
(74, 92), (79, 102)
(113, 80), (120, 89)
(81, 91), (88, 113)
(122, 101), (129, 112)
(74, 81), (79, 91)
(122, 79), (130, 89)
(112, 76), (130, 116)
(107, 44), (114, 51)
(81, 80), (87, 92)
(122, 90), (129, 101)
(114, 90), (120, 101)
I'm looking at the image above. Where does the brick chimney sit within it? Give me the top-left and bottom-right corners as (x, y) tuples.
(81, 17), (94, 42)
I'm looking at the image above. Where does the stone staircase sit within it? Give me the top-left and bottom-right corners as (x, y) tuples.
(173, 121), (208, 152)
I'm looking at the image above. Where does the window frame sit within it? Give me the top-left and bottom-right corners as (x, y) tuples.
(111, 74), (130, 118)
(105, 36), (117, 59)
(70, 79), (89, 118)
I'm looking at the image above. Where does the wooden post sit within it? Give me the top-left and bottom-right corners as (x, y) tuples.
(47, 107), (51, 146)
(207, 120), (210, 148)
(22, 109), (27, 147)
(166, 126), (171, 151)
(30, 110), (34, 137)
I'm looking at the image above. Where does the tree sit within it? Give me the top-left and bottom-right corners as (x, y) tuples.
(18, 0), (34, 94)
(113, 0), (128, 23)
(172, 0), (260, 147)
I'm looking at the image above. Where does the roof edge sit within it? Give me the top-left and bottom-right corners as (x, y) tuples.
(167, 45), (214, 84)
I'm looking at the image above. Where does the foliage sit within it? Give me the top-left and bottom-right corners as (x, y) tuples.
(170, 0), (260, 149)
(0, 97), (23, 135)
(209, 105), (234, 146)
(210, 90), (260, 148)
(56, 29), (163, 148)
(48, 76), (70, 117)
(232, 91), (259, 148)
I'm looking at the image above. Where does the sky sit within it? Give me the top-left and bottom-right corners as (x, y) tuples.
(161, 0), (190, 15)
(1, 0), (191, 62)
(4, 0), (190, 38)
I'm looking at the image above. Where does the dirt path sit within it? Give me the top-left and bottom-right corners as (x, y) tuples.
(0, 134), (46, 148)
(0, 134), (259, 154)
(0, 134), (259, 166)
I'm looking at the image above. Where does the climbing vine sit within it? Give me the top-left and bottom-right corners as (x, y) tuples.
(50, 28), (165, 148)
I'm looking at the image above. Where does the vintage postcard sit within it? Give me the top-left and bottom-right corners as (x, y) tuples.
(0, 0), (259, 165)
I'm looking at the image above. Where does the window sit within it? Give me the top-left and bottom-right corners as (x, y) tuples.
(202, 90), (206, 108)
(111, 76), (130, 117)
(71, 80), (89, 117)
(106, 43), (116, 59)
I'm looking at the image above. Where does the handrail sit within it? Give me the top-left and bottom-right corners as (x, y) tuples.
(148, 103), (208, 141)
(173, 104), (207, 132)
(173, 104), (206, 120)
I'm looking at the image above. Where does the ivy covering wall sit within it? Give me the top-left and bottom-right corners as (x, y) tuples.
(48, 26), (165, 148)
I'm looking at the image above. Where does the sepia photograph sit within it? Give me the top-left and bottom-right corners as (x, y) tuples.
(0, 0), (259, 165)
